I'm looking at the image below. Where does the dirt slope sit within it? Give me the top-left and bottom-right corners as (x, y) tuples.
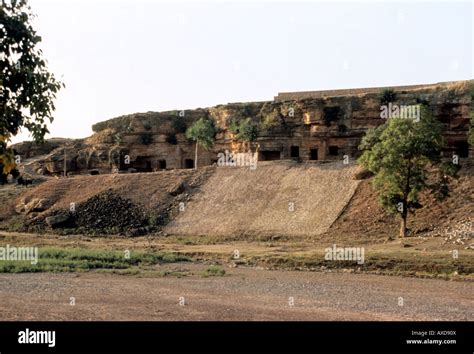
(1, 160), (471, 240)
(165, 161), (360, 237)
(1, 168), (214, 228)
(326, 163), (474, 242)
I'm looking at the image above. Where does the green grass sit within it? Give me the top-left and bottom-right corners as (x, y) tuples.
(202, 265), (226, 277)
(245, 250), (474, 279)
(0, 247), (191, 273)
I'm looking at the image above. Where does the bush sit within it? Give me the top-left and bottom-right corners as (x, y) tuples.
(229, 118), (259, 142)
(379, 89), (396, 105)
(202, 265), (226, 277)
(172, 117), (187, 133)
(260, 111), (280, 130)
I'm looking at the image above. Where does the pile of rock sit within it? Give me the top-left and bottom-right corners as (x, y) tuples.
(71, 190), (150, 235)
(31, 190), (156, 235)
(428, 219), (474, 249)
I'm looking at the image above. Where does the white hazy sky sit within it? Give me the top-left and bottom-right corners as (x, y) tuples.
(12, 0), (473, 143)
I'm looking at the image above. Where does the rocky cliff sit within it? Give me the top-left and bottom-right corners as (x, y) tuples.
(11, 80), (473, 176)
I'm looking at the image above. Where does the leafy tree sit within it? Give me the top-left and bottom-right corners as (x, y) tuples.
(229, 117), (259, 150)
(1, 0), (64, 173)
(358, 106), (459, 238)
(185, 118), (215, 169)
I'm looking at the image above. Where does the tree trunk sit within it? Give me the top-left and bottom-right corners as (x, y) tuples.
(400, 160), (411, 238)
(399, 210), (407, 238)
(194, 142), (198, 170)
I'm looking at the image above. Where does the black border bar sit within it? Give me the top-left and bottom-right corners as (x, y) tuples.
(0, 321), (472, 353)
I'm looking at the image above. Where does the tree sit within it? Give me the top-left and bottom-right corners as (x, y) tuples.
(358, 106), (459, 238)
(229, 117), (259, 150)
(185, 118), (215, 169)
(1, 0), (64, 174)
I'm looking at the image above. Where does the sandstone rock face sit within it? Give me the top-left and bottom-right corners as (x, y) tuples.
(11, 138), (73, 159)
(12, 80), (473, 176)
(15, 198), (52, 214)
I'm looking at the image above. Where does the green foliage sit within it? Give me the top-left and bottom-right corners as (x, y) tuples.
(358, 107), (459, 236)
(172, 116), (187, 133)
(0, 0), (64, 150)
(229, 117), (259, 142)
(202, 265), (226, 277)
(113, 133), (122, 145)
(260, 111), (280, 130)
(0, 247), (191, 273)
(228, 119), (239, 134)
(140, 133), (153, 145)
(379, 89), (396, 105)
(185, 117), (216, 150)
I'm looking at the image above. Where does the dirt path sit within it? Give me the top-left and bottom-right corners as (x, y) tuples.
(0, 264), (472, 321)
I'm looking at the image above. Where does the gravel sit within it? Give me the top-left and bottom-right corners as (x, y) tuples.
(0, 264), (472, 321)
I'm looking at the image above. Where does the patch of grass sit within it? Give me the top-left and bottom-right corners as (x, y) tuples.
(0, 247), (191, 273)
(97, 268), (141, 276)
(246, 250), (474, 280)
(4, 216), (26, 233)
(97, 268), (190, 278)
(202, 265), (226, 277)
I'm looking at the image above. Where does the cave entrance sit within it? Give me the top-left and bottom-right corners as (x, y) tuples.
(328, 146), (339, 156)
(454, 140), (469, 158)
(290, 146), (300, 158)
(260, 151), (281, 161)
(184, 159), (194, 169)
(134, 156), (153, 172)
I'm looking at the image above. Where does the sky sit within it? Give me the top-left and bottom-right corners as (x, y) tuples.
(11, 0), (473, 143)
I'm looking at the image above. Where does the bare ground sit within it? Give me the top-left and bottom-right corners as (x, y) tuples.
(0, 263), (472, 321)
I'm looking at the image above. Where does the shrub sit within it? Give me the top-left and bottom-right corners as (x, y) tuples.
(260, 111), (280, 130)
(202, 265), (226, 277)
(172, 117), (187, 133)
(229, 118), (259, 142)
(379, 89), (396, 105)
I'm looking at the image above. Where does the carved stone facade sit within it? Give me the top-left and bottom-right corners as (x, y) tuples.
(13, 80), (473, 175)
